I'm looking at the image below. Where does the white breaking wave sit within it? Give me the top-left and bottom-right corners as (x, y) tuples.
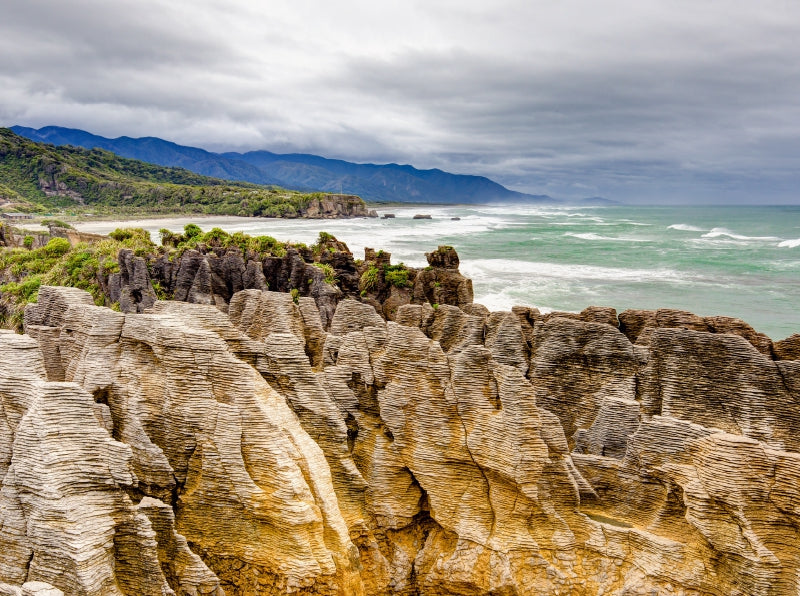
(701, 227), (781, 241)
(475, 204), (597, 217)
(563, 232), (648, 242)
(668, 224), (707, 232)
(461, 258), (688, 283)
(564, 232), (609, 240)
(778, 238), (800, 248)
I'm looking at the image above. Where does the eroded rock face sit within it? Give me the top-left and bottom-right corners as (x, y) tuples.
(411, 246), (474, 309)
(2, 286), (800, 595)
(619, 307), (774, 355)
(775, 333), (800, 360)
(0, 331), (173, 596)
(1, 288), (362, 595)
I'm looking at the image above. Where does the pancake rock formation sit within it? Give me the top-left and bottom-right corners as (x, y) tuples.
(1, 283), (799, 595)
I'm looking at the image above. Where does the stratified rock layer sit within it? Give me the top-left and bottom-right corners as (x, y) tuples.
(1, 285), (799, 595)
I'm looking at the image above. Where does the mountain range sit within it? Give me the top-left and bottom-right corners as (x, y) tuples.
(11, 125), (558, 204)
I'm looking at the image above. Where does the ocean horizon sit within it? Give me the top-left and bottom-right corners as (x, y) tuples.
(73, 203), (800, 341)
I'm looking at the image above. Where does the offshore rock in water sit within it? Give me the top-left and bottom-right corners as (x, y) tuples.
(0, 286), (799, 594)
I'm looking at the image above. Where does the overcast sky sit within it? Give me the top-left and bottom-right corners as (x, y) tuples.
(2, 0), (800, 203)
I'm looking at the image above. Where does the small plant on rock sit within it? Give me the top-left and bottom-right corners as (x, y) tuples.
(360, 266), (380, 292)
(313, 262), (338, 285)
(383, 263), (410, 288)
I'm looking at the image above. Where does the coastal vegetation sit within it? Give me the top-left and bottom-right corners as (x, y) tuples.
(0, 220), (468, 333)
(159, 225), (289, 257)
(0, 231), (153, 328)
(359, 262), (412, 292)
(0, 223), (309, 330)
(383, 263), (411, 288)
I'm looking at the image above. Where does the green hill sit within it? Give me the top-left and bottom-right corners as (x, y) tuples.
(0, 128), (362, 217)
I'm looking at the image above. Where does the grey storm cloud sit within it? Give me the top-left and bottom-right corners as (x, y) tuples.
(2, 0), (800, 203)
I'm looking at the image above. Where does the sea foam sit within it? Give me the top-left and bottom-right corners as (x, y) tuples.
(461, 258), (687, 283)
(668, 224), (706, 232)
(701, 227), (781, 241)
(563, 232), (648, 242)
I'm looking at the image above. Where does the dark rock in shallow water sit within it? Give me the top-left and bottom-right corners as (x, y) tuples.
(381, 213), (396, 219)
(412, 214), (432, 219)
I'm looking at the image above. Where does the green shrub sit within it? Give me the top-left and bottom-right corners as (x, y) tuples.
(184, 223), (202, 239)
(312, 231), (336, 254)
(42, 237), (71, 257)
(40, 219), (73, 229)
(105, 228), (155, 257)
(383, 263), (410, 288)
(23, 236), (33, 249)
(249, 234), (285, 257)
(109, 227), (150, 242)
(41, 244), (104, 301)
(201, 227), (231, 246)
(159, 228), (183, 247)
(359, 266), (380, 292)
(0, 275), (42, 303)
(151, 280), (169, 300)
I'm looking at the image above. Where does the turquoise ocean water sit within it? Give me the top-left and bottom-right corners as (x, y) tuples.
(75, 204), (800, 340)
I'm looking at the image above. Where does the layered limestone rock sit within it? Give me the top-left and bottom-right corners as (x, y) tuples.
(2, 284), (800, 595)
(0, 331), (177, 595)
(0, 287), (362, 595)
(775, 333), (800, 360)
(619, 307), (774, 355)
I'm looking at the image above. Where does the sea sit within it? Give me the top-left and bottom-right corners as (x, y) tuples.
(73, 204), (800, 341)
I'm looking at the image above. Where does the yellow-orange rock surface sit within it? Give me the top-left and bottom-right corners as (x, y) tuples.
(1, 286), (799, 595)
